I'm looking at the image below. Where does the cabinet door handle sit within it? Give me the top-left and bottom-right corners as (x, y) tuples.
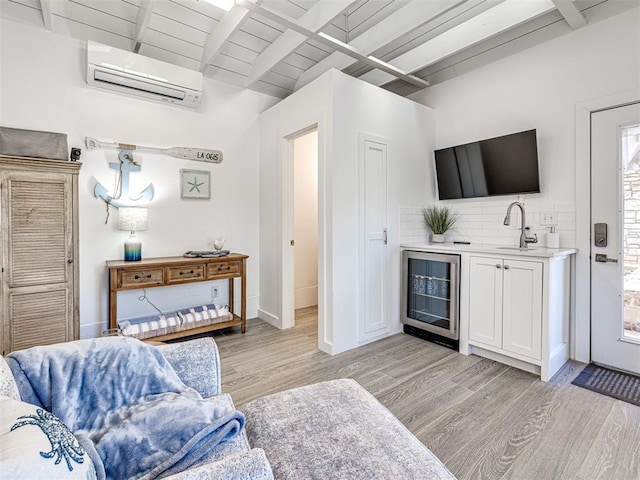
(504, 265), (510, 270)
(495, 264), (502, 269)
(134, 273), (152, 280)
(179, 270), (195, 276)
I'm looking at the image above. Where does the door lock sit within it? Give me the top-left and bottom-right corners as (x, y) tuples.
(595, 253), (618, 263)
(594, 223), (607, 247)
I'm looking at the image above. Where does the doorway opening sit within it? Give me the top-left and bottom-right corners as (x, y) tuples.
(291, 128), (319, 332)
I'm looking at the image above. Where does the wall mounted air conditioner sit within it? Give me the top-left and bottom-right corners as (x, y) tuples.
(86, 41), (202, 108)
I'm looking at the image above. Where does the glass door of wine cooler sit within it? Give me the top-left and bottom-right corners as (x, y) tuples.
(402, 250), (460, 341)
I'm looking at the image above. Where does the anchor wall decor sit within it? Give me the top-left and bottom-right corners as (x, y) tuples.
(90, 135), (223, 212)
(94, 150), (154, 208)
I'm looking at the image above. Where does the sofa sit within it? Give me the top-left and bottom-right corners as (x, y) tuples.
(0, 336), (456, 480)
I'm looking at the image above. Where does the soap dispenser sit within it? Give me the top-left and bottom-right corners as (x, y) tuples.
(547, 226), (559, 249)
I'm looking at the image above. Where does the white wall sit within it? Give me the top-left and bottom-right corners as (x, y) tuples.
(258, 72), (332, 348)
(259, 69), (436, 354)
(293, 130), (318, 309)
(409, 7), (640, 362)
(331, 73), (436, 353)
(0, 18), (278, 338)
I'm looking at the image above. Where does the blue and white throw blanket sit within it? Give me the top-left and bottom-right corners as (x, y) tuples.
(6, 337), (245, 480)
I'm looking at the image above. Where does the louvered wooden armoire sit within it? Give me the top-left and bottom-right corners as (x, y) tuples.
(0, 156), (81, 355)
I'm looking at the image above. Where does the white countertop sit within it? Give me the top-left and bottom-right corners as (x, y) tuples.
(400, 242), (577, 258)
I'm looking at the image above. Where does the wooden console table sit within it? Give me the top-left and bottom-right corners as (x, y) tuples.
(107, 254), (248, 341)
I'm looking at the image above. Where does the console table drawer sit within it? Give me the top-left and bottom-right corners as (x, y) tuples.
(120, 269), (164, 288)
(167, 265), (205, 284)
(208, 261), (241, 279)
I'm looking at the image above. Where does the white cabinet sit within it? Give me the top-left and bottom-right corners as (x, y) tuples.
(502, 259), (543, 360)
(468, 256), (503, 349)
(465, 253), (571, 381)
(400, 243), (574, 382)
(469, 256), (542, 361)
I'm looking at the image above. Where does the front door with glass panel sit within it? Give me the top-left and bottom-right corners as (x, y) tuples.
(591, 103), (640, 374)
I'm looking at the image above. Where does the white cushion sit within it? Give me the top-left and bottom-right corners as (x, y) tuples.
(0, 396), (98, 479)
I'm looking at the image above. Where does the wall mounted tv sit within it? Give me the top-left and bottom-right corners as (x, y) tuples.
(434, 129), (540, 200)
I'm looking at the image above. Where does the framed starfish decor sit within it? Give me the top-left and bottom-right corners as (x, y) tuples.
(180, 169), (211, 199)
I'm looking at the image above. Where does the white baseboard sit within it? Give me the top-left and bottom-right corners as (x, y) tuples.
(258, 308), (283, 329)
(80, 322), (105, 339)
(242, 294), (259, 319)
(295, 286), (318, 309)
(469, 345), (541, 376)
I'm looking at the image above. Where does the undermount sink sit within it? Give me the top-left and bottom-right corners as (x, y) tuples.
(496, 246), (538, 251)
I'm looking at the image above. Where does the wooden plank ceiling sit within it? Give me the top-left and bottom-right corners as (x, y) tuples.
(0, 0), (631, 99)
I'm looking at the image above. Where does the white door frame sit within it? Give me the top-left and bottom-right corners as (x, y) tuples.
(282, 125), (318, 329)
(575, 88), (640, 363)
(280, 122), (333, 353)
(590, 104), (640, 373)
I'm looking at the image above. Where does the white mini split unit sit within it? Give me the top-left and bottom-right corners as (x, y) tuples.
(86, 41), (203, 108)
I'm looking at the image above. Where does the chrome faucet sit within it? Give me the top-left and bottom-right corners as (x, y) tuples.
(503, 202), (538, 248)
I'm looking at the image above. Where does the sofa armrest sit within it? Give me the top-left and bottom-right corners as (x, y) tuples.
(163, 448), (273, 480)
(157, 337), (221, 397)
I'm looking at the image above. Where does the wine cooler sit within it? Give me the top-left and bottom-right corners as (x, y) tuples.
(402, 250), (460, 350)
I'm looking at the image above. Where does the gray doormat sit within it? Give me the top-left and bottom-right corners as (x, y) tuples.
(572, 363), (640, 407)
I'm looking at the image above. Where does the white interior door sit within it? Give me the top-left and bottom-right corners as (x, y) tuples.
(359, 135), (389, 339)
(591, 103), (640, 374)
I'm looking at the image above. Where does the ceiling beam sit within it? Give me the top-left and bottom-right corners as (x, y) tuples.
(245, 0), (358, 88)
(236, 0), (429, 89)
(551, 0), (587, 29)
(296, 0), (488, 90)
(199, 5), (252, 72)
(358, 0), (557, 87)
(134, 0), (154, 54)
(39, 0), (53, 31)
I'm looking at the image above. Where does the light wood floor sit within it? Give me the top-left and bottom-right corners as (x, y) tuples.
(210, 307), (640, 480)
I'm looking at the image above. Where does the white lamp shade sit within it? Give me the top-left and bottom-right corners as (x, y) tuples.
(118, 207), (148, 232)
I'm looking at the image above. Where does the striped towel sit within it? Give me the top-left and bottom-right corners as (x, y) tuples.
(119, 304), (230, 338)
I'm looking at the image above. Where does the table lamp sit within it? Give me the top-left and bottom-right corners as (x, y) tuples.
(118, 207), (148, 261)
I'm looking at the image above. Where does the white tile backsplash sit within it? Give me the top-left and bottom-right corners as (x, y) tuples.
(400, 201), (576, 248)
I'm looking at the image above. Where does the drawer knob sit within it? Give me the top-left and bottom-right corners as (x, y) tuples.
(218, 265), (231, 271)
(495, 264), (502, 269)
(134, 273), (152, 280)
(180, 270), (195, 276)
(504, 265), (510, 270)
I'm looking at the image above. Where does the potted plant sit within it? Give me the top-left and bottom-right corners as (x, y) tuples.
(423, 205), (459, 243)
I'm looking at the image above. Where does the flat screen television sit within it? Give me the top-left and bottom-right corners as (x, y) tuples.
(434, 129), (540, 200)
